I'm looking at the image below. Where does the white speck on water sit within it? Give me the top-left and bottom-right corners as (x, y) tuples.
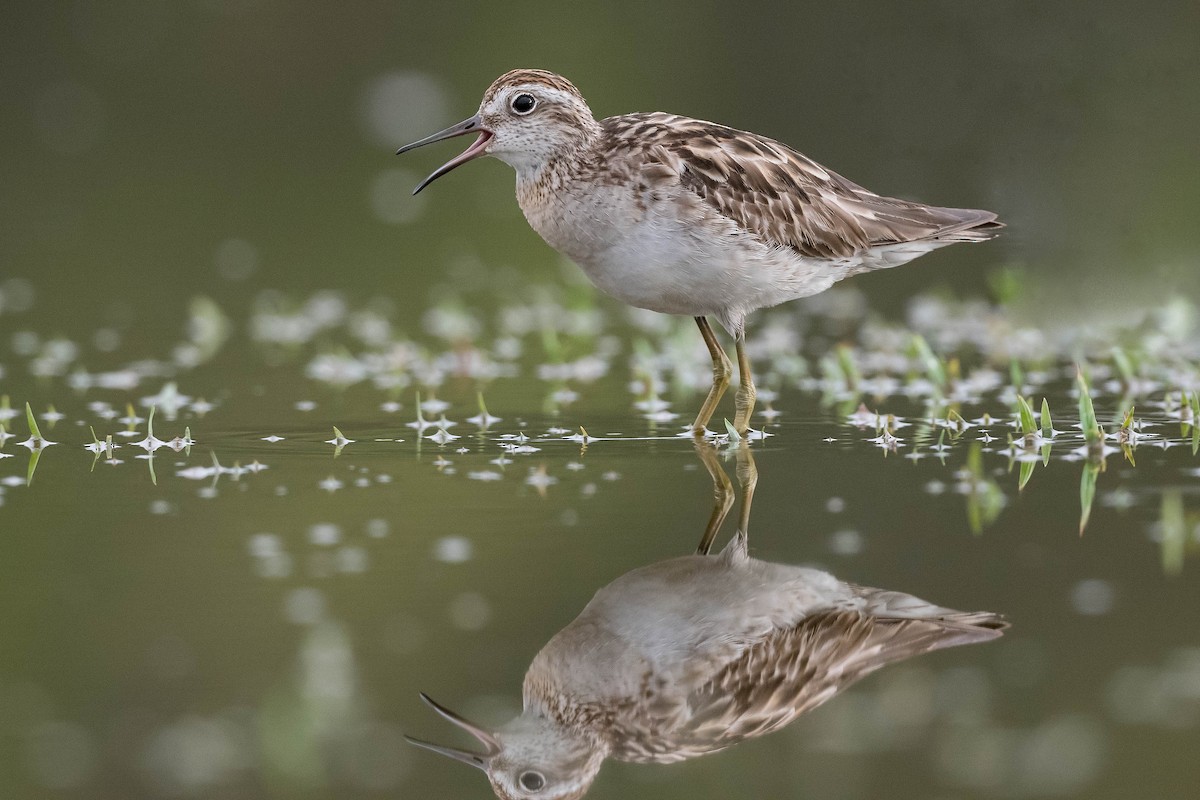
(1070, 579), (1115, 616)
(249, 533), (284, 557)
(308, 523), (341, 546)
(337, 546), (369, 573)
(825, 497), (846, 513)
(380, 401), (403, 413)
(256, 553), (293, 579)
(433, 536), (473, 563)
(365, 519), (389, 538)
(148, 500), (175, 515)
(525, 467), (557, 489)
(262, 435), (284, 443)
(426, 428), (459, 445)
(448, 592), (491, 631)
(294, 400), (317, 412)
(468, 470), (503, 482)
(829, 529), (864, 556)
(318, 476), (343, 493)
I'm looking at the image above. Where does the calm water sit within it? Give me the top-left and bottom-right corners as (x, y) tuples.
(4, 2), (1200, 798)
(2, 282), (1199, 798)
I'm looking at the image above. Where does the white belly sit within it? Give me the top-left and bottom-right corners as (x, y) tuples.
(521, 180), (855, 335)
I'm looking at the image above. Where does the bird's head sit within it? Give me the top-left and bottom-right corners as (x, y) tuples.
(406, 693), (606, 800)
(396, 69), (598, 193)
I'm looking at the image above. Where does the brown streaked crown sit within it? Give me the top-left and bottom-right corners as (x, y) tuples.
(483, 69), (586, 104)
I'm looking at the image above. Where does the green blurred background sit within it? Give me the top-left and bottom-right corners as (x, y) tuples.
(4, 0), (1198, 331)
(3, 3), (1200, 800)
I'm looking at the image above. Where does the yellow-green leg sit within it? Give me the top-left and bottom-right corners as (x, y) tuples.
(732, 336), (757, 435)
(694, 439), (734, 555)
(691, 316), (732, 436)
(733, 439), (758, 537)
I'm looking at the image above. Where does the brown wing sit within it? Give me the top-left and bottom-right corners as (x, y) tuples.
(630, 607), (1005, 760)
(601, 113), (1001, 260)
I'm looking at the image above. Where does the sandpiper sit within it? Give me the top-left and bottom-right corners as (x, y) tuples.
(407, 445), (1007, 799)
(397, 69), (1002, 435)
(408, 541), (1006, 800)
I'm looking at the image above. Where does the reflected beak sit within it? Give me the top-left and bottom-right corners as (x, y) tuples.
(396, 115), (492, 195)
(404, 692), (501, 771)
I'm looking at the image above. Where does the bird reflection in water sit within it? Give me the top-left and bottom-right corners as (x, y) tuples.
(408, 443), (1007, 799)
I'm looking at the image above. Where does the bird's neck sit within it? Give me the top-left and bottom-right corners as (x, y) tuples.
(513, 126), (603, 197)
(522, 675), (614, 753)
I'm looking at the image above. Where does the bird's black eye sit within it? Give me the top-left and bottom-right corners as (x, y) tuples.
(511, 93), (536, 115)
(518, 771), (545, 792)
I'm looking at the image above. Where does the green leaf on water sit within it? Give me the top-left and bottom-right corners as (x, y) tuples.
(1111, 347), (1135, 385)
(413, 391), (425, 426)
(1009, 359), (1025, 391)
(1041, 398), (1053, 439)
(25, 402), (42, 441)
(1016, 395), (1037, 437)
(835, 344), (860, 390)
(911, 335), (946, 392)
(1076, 368), (1102, 445)
(724, 418), (741, 443)
(1120, 406), (1135, 431)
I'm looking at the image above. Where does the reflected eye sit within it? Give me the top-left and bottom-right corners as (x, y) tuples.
(511, 93), (536, 115)
(519, 771), (545, 792)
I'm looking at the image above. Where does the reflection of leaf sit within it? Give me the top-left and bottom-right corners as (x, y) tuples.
(1018, 459), (1035, 491)
(1016, 396), (1037, 436)
(27, 446), (41, 486)
(1076, 369), (1102, 446)
(965, 444), (1005, 535)
(1161, 490), (1185, 577)
(1079, 460), (1103, 536)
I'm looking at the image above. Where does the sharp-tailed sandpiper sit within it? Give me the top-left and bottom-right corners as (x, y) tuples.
(398, 69), (1002, 434)
(406, 443), (1007, 799)
(408, 536), (1005, 800)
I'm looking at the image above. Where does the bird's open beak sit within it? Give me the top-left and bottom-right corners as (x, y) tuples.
(404, 692), (501, 771)
(396, 115), (492, 195)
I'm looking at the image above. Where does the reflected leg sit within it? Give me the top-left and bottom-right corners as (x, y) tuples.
(733, 440), (758, 538)
(732, 335), (757, 435)
(691, 316), (733, 436)
(694, 440), (735, 555)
